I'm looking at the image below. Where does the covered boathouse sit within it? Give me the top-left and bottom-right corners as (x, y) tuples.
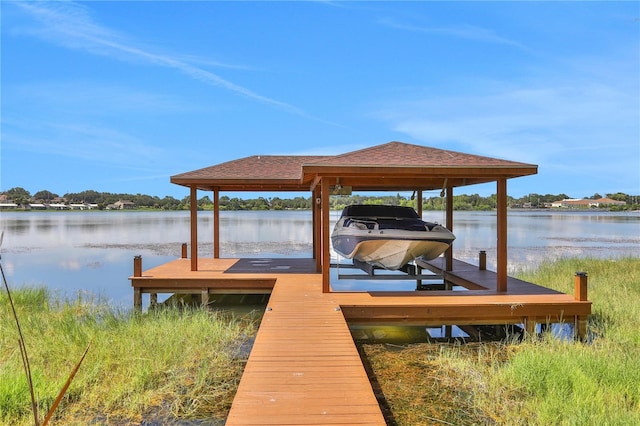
(130, 141), (591, 425)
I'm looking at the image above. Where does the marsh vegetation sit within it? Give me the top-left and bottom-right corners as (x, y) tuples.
(0, 291), (259, 425)
(362, 257), (640, 425)
(1, 257), (638, 425)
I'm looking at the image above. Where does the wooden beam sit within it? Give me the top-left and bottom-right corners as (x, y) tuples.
(302, 165), (537, 179)
(213, 189), (220, 259)
(309, 174), (322, 192)
(321, 178), (331, 292)
(190, 186), (198, 271)
(497, 178), (508, 291)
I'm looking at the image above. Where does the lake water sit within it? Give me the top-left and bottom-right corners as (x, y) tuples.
(1, 210), (638, 308)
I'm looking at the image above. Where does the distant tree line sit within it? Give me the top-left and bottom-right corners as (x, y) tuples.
(1, 187), (638, 211)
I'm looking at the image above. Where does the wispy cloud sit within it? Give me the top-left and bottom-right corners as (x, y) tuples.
(379, 18), (527, 49)
(5, 119), (164, 168)
(371, 76), (639, 192)
(11, 1), (309, 117)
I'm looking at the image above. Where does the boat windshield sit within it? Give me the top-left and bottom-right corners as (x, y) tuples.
(341, 205), (419, 219)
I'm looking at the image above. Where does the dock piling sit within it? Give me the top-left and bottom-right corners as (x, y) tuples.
(133, 255), (142, 277)
(201, 288), (209, 307)
(479, 250), (487, 271)
(574, 272), (588, 301)
(574, 272), (589, 340)
(133, 256), (143, 310)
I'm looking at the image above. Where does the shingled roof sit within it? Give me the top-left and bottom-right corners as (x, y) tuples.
(170, 141), (537, 192)
(171, 155), (328, 191)
(305, 142), (530, 168)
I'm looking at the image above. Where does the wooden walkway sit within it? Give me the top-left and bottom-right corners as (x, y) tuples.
(226, 274), (385, 425)
(130, 256), (591, 425)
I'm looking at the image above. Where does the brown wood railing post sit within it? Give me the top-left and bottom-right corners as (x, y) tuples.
(479, 250), (487, 271)
(133, 255), (142, 277)
(133, 255), (142, 311)
(574, 272), (588, 301)
(574, 272), (588, 340)
(181, 243), (187, 259)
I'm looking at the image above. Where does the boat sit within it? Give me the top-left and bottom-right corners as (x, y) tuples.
(331, 204), (455, 271)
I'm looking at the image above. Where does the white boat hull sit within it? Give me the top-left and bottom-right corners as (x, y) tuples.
(341, 237), (452, 270)
(331, 205), (455, 271)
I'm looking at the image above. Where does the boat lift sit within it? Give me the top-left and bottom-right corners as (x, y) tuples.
(332, 256), (447, 291)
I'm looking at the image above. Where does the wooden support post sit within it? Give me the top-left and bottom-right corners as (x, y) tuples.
(321, 179), (331, 293)
(574, 271), (588, 301)
(133, 255), (142, 277)
(479, 250), (487, 271)
(134, 288), (142, 311)
(181, 243), (187, 258)
(190, 186), (198, 271)
(213, 189), (220, 259)
(133, 255), (143, 310)
(313, 186), (322, 272)
(445, 185), (453, 271)
(574, 272), (588, 340)
(150, 293), (158, 309)
(201, 288), (209, 308)
(496, 178), (508, 292)
(524, 317), (537, 337)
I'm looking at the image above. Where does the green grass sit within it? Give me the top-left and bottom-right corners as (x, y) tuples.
(3, 257), (639, 425)
(363, 257), (640, 425)
(0, 288), (259, 425)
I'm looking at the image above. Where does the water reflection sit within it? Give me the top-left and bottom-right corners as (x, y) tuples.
(0, 210), (638, 307)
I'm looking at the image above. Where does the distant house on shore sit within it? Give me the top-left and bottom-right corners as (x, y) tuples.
(48, 203), (70, 210)
(108, 200), (135, 210)
(69, 203), (100, 210)
(0, 203), (19, 210)
(552, 198), (626, 208)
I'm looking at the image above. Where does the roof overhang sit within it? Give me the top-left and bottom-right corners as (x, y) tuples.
(170, 142), (538, 193)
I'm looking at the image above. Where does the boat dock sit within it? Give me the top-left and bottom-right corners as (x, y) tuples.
(131, 255), (591, 425)
(131, 141), (592, 423)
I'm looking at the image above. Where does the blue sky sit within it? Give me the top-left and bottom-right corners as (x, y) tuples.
(1, 1), (638, 200)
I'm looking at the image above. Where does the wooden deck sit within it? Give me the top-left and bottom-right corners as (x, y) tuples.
(130, 256), (591, 425)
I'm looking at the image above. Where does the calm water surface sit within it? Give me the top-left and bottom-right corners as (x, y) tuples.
(1, 210), (638, 308)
